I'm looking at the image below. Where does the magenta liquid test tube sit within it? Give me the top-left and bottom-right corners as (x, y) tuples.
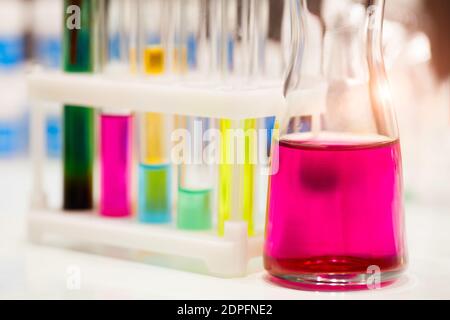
(100, 113), (133, 217)
(99, 0), (138, 217)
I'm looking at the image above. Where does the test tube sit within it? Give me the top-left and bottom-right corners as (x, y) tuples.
(243, 0), (258, 233)
(138, 0), (173, 223)
(254, 0), (274, 150)
(140, 0), (167, 75)
(215, 0), (257, 236)
(99, 0), (134, 218)
(174, 0), (213, 230)
(100, 112), (133, 217)
(253, 0), (273, 224)
(177, 118), (213, 230)
(62, 0), (96, 210)
(138, 114), (173, 223)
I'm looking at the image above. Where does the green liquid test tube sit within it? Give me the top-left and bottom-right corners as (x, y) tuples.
(177, 188), (212, 230)
(176, 118), (213, 231)
(63, 0), (95, 210)
(173, 1), (213, 231)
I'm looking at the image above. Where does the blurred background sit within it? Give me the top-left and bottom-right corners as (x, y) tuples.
(1, 0), (447, 209)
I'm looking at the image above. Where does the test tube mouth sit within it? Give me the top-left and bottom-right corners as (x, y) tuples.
(101, 108), (132, 116)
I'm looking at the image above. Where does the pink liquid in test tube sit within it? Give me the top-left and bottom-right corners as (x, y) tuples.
(100, 114), (133, 217)
(264, 134), (407, 289)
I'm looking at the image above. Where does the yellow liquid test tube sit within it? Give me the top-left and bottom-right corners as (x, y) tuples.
(218, 119), (232, 236)
(218, 119), (256, 236)
(143, 44), (166, 163)
(242, 118), (256, 236)
(143, 112), (166, 164)
(144, 46), (165, 75)
(138, 45), (172, 223)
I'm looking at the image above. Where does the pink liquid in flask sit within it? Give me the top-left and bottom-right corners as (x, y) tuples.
(100, 114), (133, 217)
(264, 132), (406, 289)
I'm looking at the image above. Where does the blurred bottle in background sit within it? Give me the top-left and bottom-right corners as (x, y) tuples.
(415, 0), (450, 207)
(31, 0), (62, 159)
(29, 0), (63, 209)
(383, 0), (450, 208)
(424, 0), (450, 82)
(0, 0), (29, 214)
(0, 0), (28, 158)
(383, 0), (432, 203)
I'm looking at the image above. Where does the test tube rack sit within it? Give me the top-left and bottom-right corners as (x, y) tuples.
(26, 70), (286, 278)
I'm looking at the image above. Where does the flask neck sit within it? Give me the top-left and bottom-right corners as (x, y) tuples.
(322, 0), (385, 83)
(323, 25), (366, 82)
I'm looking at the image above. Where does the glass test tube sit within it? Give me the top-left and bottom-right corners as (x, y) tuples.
(175, 0), (214, 230)
(177, 117), (213, 230)
(62, 0), (96, 210)
(215, 0), (236, 236)
(141, 0), (166, 75)
(100, 0), (134, 218)
(215, 0), (257, 236)
(100, 113), (133, 217)
(253, 0), (273, 224)
(138, 114), (172, 223)
(138, 0), (172, 223)
(254, 0), (273, 149)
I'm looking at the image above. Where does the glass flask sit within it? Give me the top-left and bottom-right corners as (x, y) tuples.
(264, 0), (407, 290)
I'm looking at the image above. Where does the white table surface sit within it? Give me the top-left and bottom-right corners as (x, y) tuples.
(1, 159), (449, 299)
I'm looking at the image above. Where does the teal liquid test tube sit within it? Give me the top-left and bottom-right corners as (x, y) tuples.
(177, 117), (213, 230)
(62, 0), (96, 210)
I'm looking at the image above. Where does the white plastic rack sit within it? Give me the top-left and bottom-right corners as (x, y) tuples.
(26, 70), (286, 277)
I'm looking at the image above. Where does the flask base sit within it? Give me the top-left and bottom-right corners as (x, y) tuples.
(267, 269), (404, 291)
(265, 255), (406, 291)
